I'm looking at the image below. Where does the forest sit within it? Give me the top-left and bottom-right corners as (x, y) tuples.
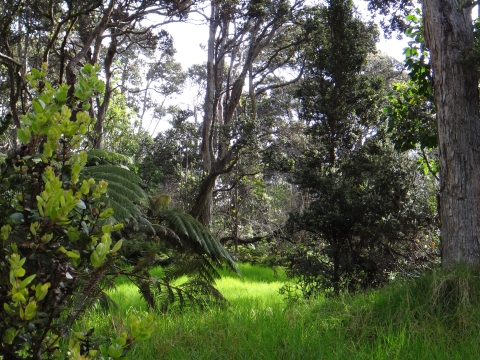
(1, 0), (480, 358)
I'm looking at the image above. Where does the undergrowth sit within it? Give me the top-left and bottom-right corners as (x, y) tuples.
(74, 264), (480, 359)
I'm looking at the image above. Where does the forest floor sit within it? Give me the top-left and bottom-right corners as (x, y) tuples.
(74, 263), (480, 359)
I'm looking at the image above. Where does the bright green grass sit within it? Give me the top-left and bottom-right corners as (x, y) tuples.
(76, 264), (480, 360)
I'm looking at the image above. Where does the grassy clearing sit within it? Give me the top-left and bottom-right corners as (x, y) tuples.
(76, 264), (480, 359)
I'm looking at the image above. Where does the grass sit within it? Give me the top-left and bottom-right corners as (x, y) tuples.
(74, 264), (480, 359)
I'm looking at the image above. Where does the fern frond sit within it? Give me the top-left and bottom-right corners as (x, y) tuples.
(87, 149), (133, 166)
(80, 164), (153, 230)
(160, 210), (239, 274)
(162, 254), (220, 284)
(86, 171), (147, 203)
(151, 224), (183, 247)
(153, 277), (227, 313)
(64, 258), (118, 333)
(82, 165), (143, 186)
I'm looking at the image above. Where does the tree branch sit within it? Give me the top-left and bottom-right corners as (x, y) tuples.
(0, 51), (21, 67)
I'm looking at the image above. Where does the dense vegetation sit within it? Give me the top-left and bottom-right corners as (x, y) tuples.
(0, 0), (478, 358)
(80, 264), (480, 359)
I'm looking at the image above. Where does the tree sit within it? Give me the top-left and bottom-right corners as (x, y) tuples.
(190, 0), (306, 225)
(0, 0), (189, 151)
(282, 0), (437, 295)
(366, 0), (480, 267)
(0, 64), (158, 360)
(285, 140), (437, 296)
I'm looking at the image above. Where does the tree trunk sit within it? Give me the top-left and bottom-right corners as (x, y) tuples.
(94, 27), (117, 149)
(422, 1), (480, 266)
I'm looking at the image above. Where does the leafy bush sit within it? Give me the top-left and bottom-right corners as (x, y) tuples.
(0, 65), (154, 359)
(282, 140), (439, 297)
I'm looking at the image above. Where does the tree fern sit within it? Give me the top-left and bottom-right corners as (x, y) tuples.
(81, 164), (152, 231)
(155, 278), (227, 312)
(87, 149), (133, 166)
(162, 254), (221, 284)
(159, 209), (239, 274)
(80, 150), (239, 313)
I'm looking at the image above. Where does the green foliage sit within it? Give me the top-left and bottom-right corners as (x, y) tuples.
(284, 140), (438, 297)
(117, 208), (239, 312)
(81, 164), (151, 229)
(385, 10), (437, 152)
(78, 148), (239, 316)
(0, 66), (154, 359)
(286, 1), (438, 297)
(87, 150), (134, 167)
(386, 81), (436, 151)
(68, 263), (480, 359)
(159, 210), (238, 274)
(101, 89), (151, 159)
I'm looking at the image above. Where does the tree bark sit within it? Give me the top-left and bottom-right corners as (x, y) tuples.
(422, 1), (480, 266)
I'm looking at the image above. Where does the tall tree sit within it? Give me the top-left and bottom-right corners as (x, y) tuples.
(191, 0), (305, 225)
(422, 2), (480, 267)
(367, 0), (480, 267)
(284, 0), (437, 294)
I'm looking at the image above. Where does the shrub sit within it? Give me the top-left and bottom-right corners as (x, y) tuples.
(0, 64), (154, 359)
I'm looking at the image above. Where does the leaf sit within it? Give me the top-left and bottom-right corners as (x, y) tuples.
(17, 128), (31, 144)
(55, 89), (67, 102)
(107, 343), (123, 358)
(24, 300), (37, 320)
(111, 239), (123, 253)
(14, 267), (26, 277)
(35, 282), (51, 301)
(75, 200), (86, 210)
(90, 250), (104, 268)
(12, 292), (26, 303)
(32, 99), (44, 113)
(3, 327), (19, 345)
(19, 274), (36, 288)
(66, 250), (80, 258)
(10, 212), (24, 221)
(31, 68), (43, 79)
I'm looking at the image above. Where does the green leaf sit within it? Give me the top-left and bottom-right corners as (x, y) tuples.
(12, 292), (26, 303)
(55, 89), (67, 102)
(100, 345), (109, 359)
(3, 327), (19, 345)
(107, 343), (123, 358)
(24, 300), (37, 320)
(14, 267), (26, 277)
(19, 274), (36, 288)
(3, 302), (13, 315)
(90, 250), (104, 268)
(66, 250), (80, 259)
(31, 68), (42, 79)
(111, 239), (123, 253)
(35, 282), (51, 301)
(32, 99), (44, 113)
(17, 128), (31, 143)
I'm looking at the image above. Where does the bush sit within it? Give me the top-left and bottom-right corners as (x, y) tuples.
(0, 65), (154, 359)
(282, 140), (438, 297)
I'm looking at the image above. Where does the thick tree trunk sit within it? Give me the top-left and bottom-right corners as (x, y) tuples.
(422, 1), (480, 266)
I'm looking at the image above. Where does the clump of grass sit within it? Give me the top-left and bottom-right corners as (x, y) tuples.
(332, 264), (480, 359)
